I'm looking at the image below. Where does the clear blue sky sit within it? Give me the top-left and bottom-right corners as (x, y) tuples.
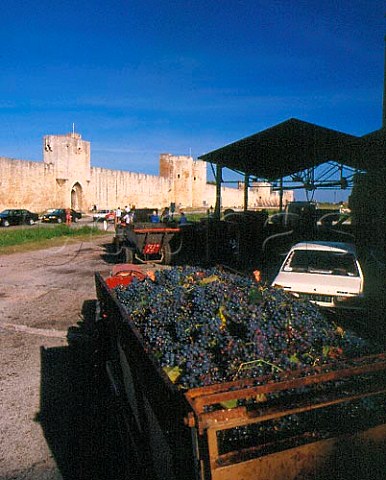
(1, 0), (384, 202)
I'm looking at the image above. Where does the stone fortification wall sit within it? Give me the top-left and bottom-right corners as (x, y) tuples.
(90, 167), (170, 210)
(0, 132), (294, 213)
(0, 157), (58, 211)
(202, 182), (294, 211)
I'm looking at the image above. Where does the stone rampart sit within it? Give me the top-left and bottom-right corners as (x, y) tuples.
(0, 133), (294, 213)
(0, 157), (57, 211)
(90, 167), (170, 210)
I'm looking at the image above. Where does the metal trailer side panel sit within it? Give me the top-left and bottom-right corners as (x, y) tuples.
(207, 424), (386, 480)
(117, 331), (199, 480)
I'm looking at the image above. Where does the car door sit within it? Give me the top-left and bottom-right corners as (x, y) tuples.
(12, 210), (22, 225)
(20, 209), (28, 224)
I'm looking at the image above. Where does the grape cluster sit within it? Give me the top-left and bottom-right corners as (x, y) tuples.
(114, 266), (376, 390)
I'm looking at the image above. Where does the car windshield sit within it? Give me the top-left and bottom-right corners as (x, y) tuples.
(283, 250), (359, 276)
(52, 209), (63, 214)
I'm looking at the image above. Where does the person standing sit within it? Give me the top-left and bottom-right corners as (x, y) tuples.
(115, 206), (122, 227)
(121, 210), (132, 225)
(150, 210), (160, 223)
(160, 207), (170, 223)
(128, 205), (136, 224)
(179, 210), (188, 224)
(65, 208), (72, 226)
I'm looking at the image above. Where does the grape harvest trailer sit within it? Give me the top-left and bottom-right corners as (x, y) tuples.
(95, 267), (386, 480)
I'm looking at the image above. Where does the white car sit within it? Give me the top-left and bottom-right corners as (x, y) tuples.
(271, 241), (365, 311)
(92, 209), (115, 222)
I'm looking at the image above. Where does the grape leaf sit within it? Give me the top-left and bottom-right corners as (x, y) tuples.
(163, 366), (182, 384)
(220, 399), (238, 409)
(322, 345), (330, 357)
(218, 305), (228, 329)
(289, 353), (300, 364)
(199, 274), (220, 285)
(248, 287), (263, 304)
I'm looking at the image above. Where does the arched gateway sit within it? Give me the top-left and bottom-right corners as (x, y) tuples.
(71, 182), (83, 211)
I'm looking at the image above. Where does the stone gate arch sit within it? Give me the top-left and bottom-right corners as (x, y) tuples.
(71, 182), (83, 211)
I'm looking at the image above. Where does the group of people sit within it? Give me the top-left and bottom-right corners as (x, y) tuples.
(150, 207), (188, 225)
(115, 205), (135, 226)
(113, 205), (188, 226)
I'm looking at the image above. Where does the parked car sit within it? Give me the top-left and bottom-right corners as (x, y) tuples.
(0, 209), (39, 227)
(271, 241), (365, 311)
(41, 208), (82, 224)
(92, 209), (115, 222)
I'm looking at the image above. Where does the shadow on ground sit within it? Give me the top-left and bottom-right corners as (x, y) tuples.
(36, 300), (140, 480)
(100, 242), (119, 264)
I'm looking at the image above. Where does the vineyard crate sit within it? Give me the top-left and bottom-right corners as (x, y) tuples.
(95, 268), (386, 480)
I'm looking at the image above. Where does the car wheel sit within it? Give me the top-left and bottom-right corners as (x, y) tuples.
(73, 216), (78, 223)
(28, 218), (35, 225)
(3, 220), (10, 227)
(57, 218), (62, 224)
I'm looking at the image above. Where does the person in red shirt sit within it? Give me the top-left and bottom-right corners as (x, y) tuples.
(65, 208), (72, 226)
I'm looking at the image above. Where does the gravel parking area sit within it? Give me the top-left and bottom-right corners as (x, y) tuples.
(0, 235), (131, 480)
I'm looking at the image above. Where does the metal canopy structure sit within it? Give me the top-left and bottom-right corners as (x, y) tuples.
(198, 118), (367, 181)
(198, 118), (386, 214)
(360, 128), (386, 170)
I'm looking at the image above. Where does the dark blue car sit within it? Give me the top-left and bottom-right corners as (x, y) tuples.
(0, 209), (39, 227)
(41, 208), (82, 223)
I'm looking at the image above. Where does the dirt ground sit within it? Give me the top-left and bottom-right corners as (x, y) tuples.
(0, 234), (131, 480)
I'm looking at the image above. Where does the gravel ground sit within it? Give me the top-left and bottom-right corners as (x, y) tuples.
(0, 235), (130, 480)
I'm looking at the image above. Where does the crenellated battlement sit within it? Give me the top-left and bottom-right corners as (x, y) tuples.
(0, 133), (293, 212)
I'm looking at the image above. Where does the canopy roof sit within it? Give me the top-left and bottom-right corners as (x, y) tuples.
(199, 118), (376, 180)
(360, 128), (386, 170)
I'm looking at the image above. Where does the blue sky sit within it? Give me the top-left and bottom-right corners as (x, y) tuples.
(1, 0), (385, 202)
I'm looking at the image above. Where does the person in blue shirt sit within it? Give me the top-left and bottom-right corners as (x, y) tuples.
(179, 210), (188, 224)
(150, 210), (160, 223)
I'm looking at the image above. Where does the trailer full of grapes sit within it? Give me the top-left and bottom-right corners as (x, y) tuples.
(95, 265), (386, 480)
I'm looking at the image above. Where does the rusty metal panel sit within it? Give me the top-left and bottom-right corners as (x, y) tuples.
(185, 354), (386, 417)
(208, 424), (386, 480)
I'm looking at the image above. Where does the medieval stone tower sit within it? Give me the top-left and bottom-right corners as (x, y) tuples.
(159, 153), (207, 209)
(43, 132), (91, 211)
